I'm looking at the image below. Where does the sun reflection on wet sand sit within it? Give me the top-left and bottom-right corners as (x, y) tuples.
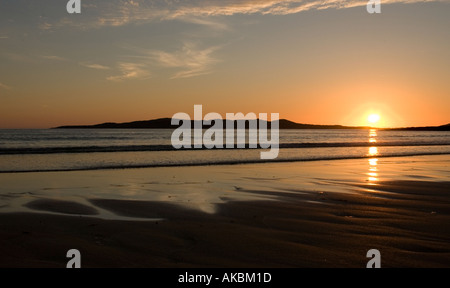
(367, 129), (379, 184)
(368, 158), (378, 183)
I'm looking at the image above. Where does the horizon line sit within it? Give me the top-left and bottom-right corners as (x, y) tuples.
(5, 118), (447, 130)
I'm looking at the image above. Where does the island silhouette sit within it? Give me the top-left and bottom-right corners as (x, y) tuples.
(54, 118), (450, 131)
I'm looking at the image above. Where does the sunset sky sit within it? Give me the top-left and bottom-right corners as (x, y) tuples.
(1, 0), (449, 128)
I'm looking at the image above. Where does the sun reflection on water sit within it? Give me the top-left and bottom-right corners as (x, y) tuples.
(369, 129), (377, 143)
(369, 147), (378, 156)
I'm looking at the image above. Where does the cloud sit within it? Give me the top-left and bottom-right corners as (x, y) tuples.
(0, 82), (12, 91)
(60, 0), (446, 28)
(34, 0), (445, 32)
(41, 55), (67, 61)
(80, 62), (111, 70)
(163, 0), (447, 18)
(105, 42), (220, 80)
(175, 16), (230, 31)
(39, 22), (53, 31)
(107, 62), (151, 81)
(147, 42), (221, 79)
(0, 36), (8, 39)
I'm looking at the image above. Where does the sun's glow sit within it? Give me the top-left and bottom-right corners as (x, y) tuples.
(368, 114), (381, 124)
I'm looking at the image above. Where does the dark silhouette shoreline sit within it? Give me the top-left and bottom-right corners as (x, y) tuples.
(54, 118), (450, 131)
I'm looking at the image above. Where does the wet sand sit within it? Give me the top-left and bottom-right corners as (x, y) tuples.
(0, 155), (449, 267)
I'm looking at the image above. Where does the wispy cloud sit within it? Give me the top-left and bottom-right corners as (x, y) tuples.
(80, 62), (111, 70)
(39, 0), (445, 30)
(148, 42), (221, 79)
(0, 82), (12, 91)
(41, 55), (67, 61)
(166, 0), (446, 17)
(176, 16), (230, 31)
(39, 22), (53, 31)
(107, 62), (151, 81)
(0, 36), (8, 39)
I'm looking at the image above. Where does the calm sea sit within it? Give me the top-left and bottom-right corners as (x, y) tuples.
(0, 129), (449, 172)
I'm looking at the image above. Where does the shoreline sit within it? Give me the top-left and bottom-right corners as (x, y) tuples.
(0, 155), (449, 267)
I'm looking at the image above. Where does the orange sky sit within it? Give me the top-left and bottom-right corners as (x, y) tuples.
(1, 1), (449, 128)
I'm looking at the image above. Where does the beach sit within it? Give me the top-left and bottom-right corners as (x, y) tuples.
(2, 0), (450, 271)
(1, 154), (449, 267)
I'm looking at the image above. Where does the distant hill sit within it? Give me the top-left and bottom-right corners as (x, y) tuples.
(54, 118), (450, 131)
(55, 118), (369, 130)
(277, 119), (369, 129)
(56, 118), (175, 129)
(383, 123), (450, 131)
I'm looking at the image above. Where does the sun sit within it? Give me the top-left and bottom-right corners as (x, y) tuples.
(368, 114), (381, 125)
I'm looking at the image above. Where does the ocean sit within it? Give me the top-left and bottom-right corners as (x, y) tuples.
(0, 129), (449, 173)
